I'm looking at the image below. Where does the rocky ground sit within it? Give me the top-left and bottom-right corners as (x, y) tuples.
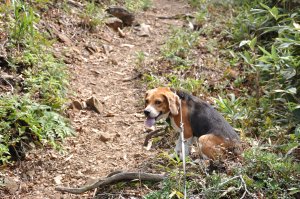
(0, 0), (201, 198)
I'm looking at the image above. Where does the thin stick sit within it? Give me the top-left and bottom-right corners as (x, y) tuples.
(143, 128), (164, 146)
(239, 175), (256, 199)
(1, 78), (14, 93)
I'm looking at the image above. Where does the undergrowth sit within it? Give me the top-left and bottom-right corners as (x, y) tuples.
(124, 0), (152, 12)
(141, 0), (300, 198)
(0, 0), (72, 164)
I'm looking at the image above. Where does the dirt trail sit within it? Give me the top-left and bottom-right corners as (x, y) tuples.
(1, 0), (193, 198)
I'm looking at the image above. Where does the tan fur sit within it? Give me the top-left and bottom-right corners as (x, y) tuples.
(198, 134), (238, 160)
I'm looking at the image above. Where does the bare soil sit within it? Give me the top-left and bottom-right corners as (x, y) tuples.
(0, 0), (200, 198)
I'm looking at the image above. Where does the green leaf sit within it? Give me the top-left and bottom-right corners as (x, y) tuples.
(274, 87), (297, 95)
(258, 46), (271, 56)
(259, 3), (271, 11)
(271, 45), (277, 59)
(288, 187), (300, 195)
(270, 6), (279, 20)
(249, 37), (257, 51)
(239, 51), (253, 65)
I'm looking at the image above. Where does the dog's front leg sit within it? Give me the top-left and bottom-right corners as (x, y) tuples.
(174, 135), (182, 159)
(173, 136), (193, 160)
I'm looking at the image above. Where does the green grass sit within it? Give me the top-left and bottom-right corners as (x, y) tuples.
(79, 0), (105, 31)
(125, 0), (152, 12)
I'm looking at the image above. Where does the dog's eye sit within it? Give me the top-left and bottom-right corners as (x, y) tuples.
(155, 100), (162, 105)
(145, 99), (149, 104)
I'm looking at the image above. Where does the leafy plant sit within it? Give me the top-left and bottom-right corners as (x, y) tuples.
(125, 0), (152, 12)
(0, 95), (73, 164)
(79, 0), (105, 30)
(0, 1), (73, 164)
(162, 28), (199, 65)
(9, 0), (38, 46)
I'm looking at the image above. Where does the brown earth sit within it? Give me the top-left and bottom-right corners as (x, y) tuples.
(0, 0), (201, 198)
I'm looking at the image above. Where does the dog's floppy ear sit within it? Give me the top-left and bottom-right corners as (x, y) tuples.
(163, 91), (180, 115)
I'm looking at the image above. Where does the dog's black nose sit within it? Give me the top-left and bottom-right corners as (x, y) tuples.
(144, 110), (150, 117)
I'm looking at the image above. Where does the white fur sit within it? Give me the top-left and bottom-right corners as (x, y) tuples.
(170, 117), (195, 160)
(145, 105), (160, 118)
(173, 136), (194, 160)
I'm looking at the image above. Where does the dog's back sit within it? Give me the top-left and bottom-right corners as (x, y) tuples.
(176, 90), (240, 142)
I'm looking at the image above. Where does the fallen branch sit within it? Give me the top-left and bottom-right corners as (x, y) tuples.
(143, 128), (165, 146)
(55, 172), (166, 194)
(157, 14), (194, 20)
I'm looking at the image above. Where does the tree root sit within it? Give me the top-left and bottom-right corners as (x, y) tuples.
(55, 172), (166, 194)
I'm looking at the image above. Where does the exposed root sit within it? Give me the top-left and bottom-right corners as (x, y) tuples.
(55, 171), (166, 194)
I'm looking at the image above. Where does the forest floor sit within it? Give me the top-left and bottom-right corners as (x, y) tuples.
(0, 0), (209, 198)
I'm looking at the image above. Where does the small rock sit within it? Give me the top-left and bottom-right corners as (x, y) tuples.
(86, 96), (103, 114)
(136, 23), (152, 37)
(57, 33), (72, 45)
(99, 132), (111, 142)
(106, 6), (135, 26)
(102, 44), (113, 56)
(91, 128), (112, 142)
(105, 17), (123, 31)
(54, 175), (63, 185)
(109, 59), (118, 65)
(4, 177), (19, 194)
(72, 100), (83, 110)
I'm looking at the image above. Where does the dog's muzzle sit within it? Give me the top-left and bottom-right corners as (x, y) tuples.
(144, 106), (162, 127)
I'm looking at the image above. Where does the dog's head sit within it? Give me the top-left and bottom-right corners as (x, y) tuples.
(144, 87), (180, 127)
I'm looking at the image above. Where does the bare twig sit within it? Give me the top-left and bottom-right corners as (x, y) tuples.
(66, 0), (83, 8)
(0, 77), (14, 93)
(143, 128), (165, 146)
(55, 172), (166, 194)
(239, 175), (256, 199)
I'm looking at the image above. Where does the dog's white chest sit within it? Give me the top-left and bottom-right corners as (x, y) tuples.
(170, 117), (181, 132)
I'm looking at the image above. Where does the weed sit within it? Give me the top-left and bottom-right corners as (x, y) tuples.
(143, 73), (163, 89)
(135, 51), (146, 69)
(0, 95), (73, 164)
(162, 28), (199, 65)
(125, 0), (152, 12)
(9, 0), (38, 47)
(79, 0), (104, 31)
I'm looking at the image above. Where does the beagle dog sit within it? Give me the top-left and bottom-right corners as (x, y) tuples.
(144, 87), (241, 160)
